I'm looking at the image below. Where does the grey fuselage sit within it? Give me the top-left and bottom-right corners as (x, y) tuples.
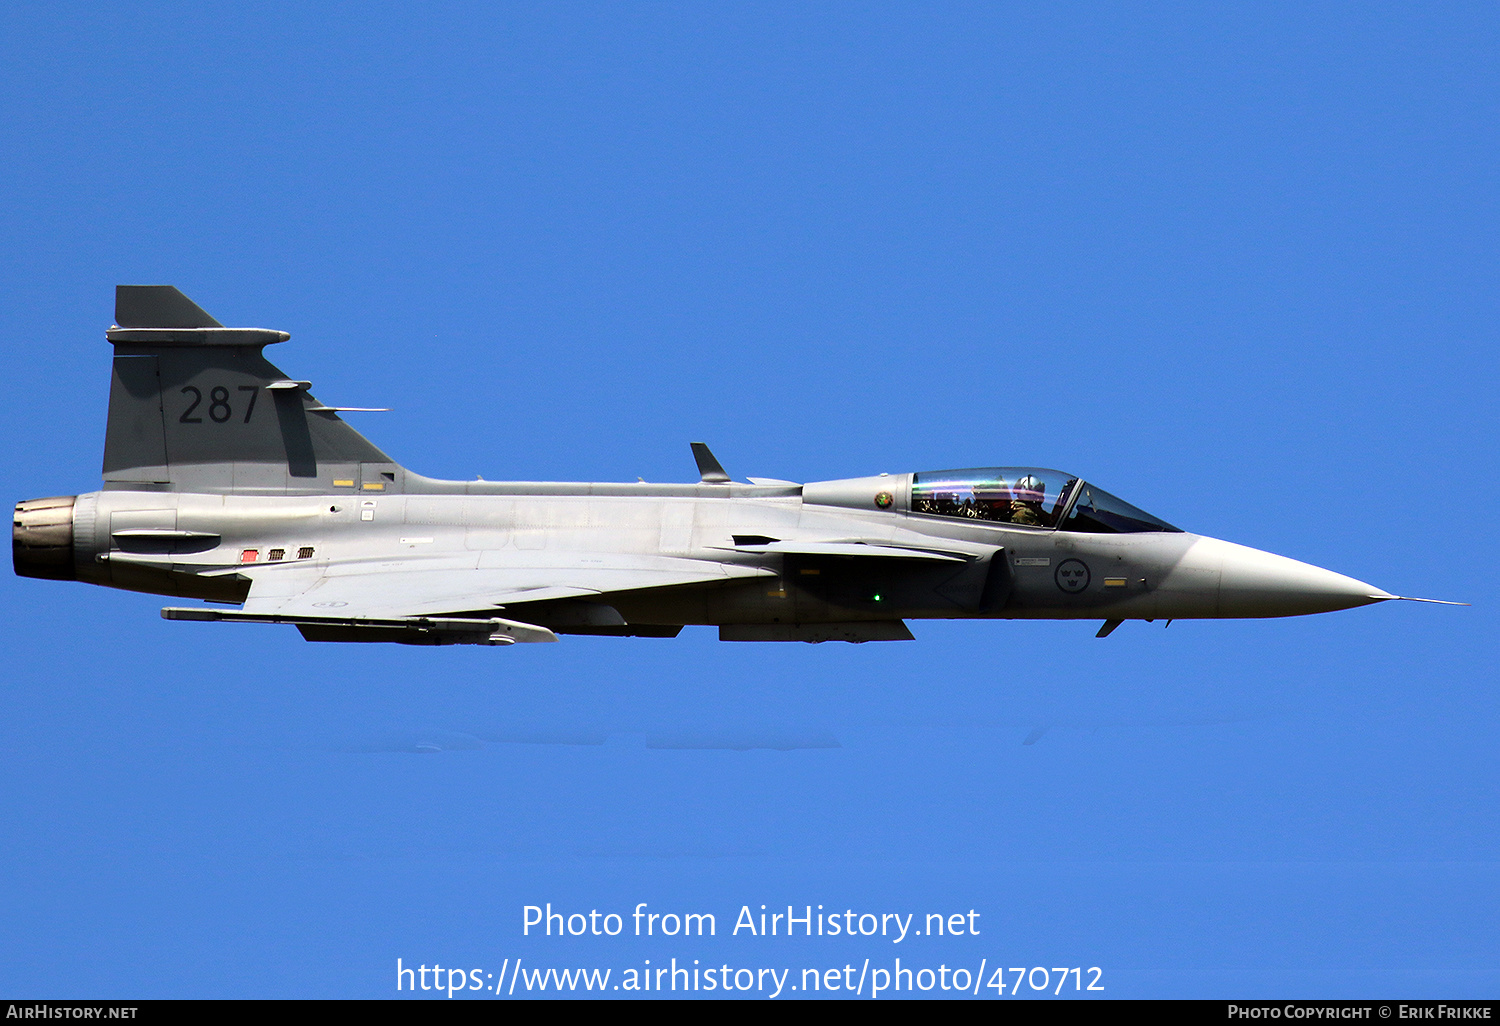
(38, 469), (1388, 638)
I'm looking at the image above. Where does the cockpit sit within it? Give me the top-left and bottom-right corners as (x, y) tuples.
(910, 468), (1180, 533)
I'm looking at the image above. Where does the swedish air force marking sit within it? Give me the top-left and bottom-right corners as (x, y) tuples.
(1055, 558), (1090, 593)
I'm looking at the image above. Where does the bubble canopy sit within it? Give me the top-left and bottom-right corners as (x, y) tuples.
(910, 468), (1181, 533)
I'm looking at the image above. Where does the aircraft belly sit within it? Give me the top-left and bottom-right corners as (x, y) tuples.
(610, 563), (998, 627)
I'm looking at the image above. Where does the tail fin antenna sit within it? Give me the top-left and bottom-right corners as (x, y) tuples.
(115, 285), (222, 328)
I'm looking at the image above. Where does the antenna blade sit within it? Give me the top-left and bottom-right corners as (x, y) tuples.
(691, 442), (730, 484)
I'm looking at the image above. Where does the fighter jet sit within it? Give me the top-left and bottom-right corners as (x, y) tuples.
(12, 286), (1458, 646)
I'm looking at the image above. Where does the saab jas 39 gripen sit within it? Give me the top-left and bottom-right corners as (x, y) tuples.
(12, 287), (1459, 646)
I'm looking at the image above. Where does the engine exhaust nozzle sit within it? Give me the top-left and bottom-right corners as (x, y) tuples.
(13, 496), (77, 581)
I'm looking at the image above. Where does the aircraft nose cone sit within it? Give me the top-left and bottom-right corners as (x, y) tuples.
(1177, 536), (1393, 618)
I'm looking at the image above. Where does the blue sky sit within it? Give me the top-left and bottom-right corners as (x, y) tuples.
(1, 2), (1496, 998)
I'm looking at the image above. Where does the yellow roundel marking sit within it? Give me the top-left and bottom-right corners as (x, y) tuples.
(874, 491), (894, 509)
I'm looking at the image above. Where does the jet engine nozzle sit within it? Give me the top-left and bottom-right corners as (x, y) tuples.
(13, 496), (77, 581)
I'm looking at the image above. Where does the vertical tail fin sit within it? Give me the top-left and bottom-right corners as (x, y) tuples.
(114, 284), (223, 329)
(102, 286), (403, 494)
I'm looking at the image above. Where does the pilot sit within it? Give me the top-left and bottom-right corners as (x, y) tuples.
(1009, 476), (1046, 526)
(974, 479), (1007, 521)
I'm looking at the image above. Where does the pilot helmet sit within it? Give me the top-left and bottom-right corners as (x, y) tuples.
(1014, 475), (1045, 500)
